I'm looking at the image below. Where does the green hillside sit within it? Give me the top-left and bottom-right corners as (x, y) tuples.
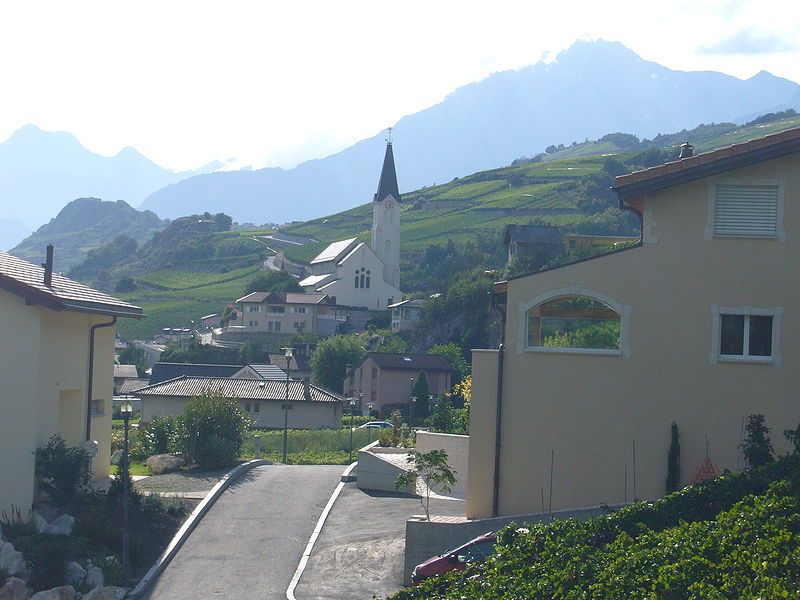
(114, 115), (800, 340)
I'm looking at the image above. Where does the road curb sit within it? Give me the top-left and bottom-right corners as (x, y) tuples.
(126, 459), (270, 598)
(286, 462), (356, 600)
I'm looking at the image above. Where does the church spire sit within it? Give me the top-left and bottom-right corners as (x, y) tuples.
(373, 133), (400, 203)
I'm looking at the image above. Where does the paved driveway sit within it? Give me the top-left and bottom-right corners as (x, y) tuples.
(139, 464), (343, 600)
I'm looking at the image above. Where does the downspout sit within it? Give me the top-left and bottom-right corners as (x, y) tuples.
(491, 288), (507, 517)
(87, 317), (117, 441)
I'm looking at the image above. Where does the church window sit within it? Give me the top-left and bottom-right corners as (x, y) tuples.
(360, 273), (365, 288)
(365, 271), (370, 288)
(355, 271), (360, 288)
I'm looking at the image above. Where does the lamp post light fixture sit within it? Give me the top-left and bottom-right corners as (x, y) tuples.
(282, 347), (294, 463)
(348, 397), (357, 462)
(367, 402), (375, 443)
(120, 398), (133, 584)
(410, 395), (417, 427)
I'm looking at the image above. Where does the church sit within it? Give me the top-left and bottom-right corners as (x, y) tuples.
(299, 140), (403, 310)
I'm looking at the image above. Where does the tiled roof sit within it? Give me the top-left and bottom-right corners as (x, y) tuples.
(117, 378), (150, 394)
(136, 376), (341, 403)
(357, 352), (451, 373)
(232, 364), (287, 379)
(268, 353), (311, 372)
(388, 299), (426, 309)
(149, 362), (243, 385)
(614, 126), (800, 200)
(0, 251), (143, 318)
(114, 364), (139, 379)
(236, 291), (332, 305)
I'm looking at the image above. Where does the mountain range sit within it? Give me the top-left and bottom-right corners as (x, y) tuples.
(2, 39), (800, 253)
(139, 40), (800, 222)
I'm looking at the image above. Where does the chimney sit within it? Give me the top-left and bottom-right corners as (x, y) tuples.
(42, 244), (54, 287)
(302, 376), (312, 401)
(679, 141), (694, 159)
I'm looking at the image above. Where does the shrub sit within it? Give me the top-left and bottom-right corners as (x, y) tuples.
(742, 414), (774, 468)
(139, 415), (179, 456)
(15, 533), (84, 592)
(35, 435), (92, 506)
(176, 391), (251, 469)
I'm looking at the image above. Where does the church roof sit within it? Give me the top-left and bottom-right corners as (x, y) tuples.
(373, 142), (400, 203)
(310, 238), (359, 264)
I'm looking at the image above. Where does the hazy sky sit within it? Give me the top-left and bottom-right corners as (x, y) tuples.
(0, 0), (797, 171)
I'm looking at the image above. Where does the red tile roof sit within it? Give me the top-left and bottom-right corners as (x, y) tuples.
(0, 251), (143, 318)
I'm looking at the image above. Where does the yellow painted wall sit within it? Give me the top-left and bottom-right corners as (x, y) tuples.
(469, 153), (800, 517)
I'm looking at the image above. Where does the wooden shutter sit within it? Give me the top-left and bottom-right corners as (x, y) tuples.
(714, 184), (778, 237)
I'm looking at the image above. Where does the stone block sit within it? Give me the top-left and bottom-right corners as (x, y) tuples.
(146, 454), (184, 475)
(0, 577), (30, 600)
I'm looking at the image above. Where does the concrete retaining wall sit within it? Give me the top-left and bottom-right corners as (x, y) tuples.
(415, 431), (468, 499)
(403, 504), (623, 586)
(356, 442), (414, 494)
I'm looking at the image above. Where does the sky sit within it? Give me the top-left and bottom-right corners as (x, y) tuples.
(0, 0), (798, 172)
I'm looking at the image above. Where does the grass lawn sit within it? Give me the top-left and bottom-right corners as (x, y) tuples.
(110, 461), (151, 476)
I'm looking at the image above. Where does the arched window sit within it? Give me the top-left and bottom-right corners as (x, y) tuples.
(360, 273), (365, 288)
(525, 294), (624, 353)
(354, 271), (360, 288)
(365, 271), (371, 288)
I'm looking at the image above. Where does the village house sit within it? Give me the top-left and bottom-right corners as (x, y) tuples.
(136, 376), (342, 429)
(467, 128), (800, 518)
(344, 352), (452, 417)
(388, 298), (425, 333)
(0, 247), (143, 515)
(234, 291), (343, 337)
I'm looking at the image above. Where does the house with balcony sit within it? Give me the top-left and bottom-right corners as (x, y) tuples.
(467, 127), (800, 519)
(0, 247), (143, 515)
(388, 298), (425, 332)
(234, 291), (343, 337)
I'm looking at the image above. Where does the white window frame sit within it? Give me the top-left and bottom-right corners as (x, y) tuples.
(517, 286), (632, 358)
(709, 305), (783, 366)
(704, 178), (785, 242)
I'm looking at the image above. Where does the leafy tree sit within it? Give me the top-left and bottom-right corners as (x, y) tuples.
(118, 346), (148, 377)
(238, 340), (263, 364)
(742, 414), (774, 469)
(310, 335), (366, 393)
(784, 422), (800, 455)
(394, 449), (457, 520)
(246, 270), (302, 294)
(428, 342), (470, 385)
(114, 275), (136, 293)
(160, 339), (244, 365)
(665, 421), (680, 494)
(174, 391), (252, 469)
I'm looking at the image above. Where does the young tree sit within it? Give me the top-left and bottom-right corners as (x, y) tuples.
(310, 335), (366, 393)
(394, 449), (457, 520)
(665, 421), (680, 493)
(427, 343), (470, 385)
(118, 346), (149, 377)
(742, 414), (774, 469)
(412, 370), (430, 423)
(246, 270), (302, 294)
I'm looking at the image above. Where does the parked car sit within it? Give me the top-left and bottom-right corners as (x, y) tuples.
(357, 421), (393, 429)
(411, 533), (497, 585)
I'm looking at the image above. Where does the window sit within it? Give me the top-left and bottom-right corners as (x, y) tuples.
(253, 402), (260, 414)
(706, 179), (785, 241)
(91, 399), (104, 416)
(292, 307), (306, 314)
(247, 305), (261, 313)
(274, 322), (281, 332)
(519, 288), (631, 357)
(527, 296), (620, 351)
(710, 305), (782, 365)
(294, 321), (305, 330)
(268, 321), (273, 331)
(248, 320), (258, 328)
(245, 402), (251, 412)
(268, 305), (285, 313)
(355, 271), (360, 288)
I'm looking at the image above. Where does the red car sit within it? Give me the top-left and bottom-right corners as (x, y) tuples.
(411, 533), (497, 585)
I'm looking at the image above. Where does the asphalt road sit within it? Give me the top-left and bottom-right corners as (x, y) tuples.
(139, 464), (343, 600)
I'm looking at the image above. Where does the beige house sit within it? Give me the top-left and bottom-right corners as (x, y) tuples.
(389, 298), (425, 332)
(344, 353), (452, 417)
(137, 376), (342, 429)
(235, 291), (343, 337)
(0, 248), (143, 515)
(468, 127), (800, 518)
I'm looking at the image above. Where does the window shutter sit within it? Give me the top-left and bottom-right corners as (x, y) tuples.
(714, 184), (778, 237)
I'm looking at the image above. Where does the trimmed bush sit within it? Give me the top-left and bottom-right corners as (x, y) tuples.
(35, 435), (92, 506)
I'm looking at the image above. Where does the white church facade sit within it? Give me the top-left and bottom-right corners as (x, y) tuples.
(299, 142), (403, 310)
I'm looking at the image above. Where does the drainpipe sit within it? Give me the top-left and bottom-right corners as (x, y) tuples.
(491, 288), (507, 518)
(87, 317), (117, 441)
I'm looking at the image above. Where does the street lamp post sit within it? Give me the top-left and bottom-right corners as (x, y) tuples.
(120, 398), (133, 584)
(367, 402), (375, 443)
(410, 396), (417, 427)
(348, 397), (356, 462)
(282, 347), (294, 463)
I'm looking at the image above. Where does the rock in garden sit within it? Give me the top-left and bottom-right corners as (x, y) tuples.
(146, 453), (184, 474)
(82, 587), (127, 600)
(31, 511), (49, 533)
(110, 449), (124, 466)
(0, 541), (26, 576)
(84, 564), (104, 589)
(0, 577), (31, 600)
(29, 586), (75, 600)
(66, 561), (86, 587)
(45, 514), (74, 536)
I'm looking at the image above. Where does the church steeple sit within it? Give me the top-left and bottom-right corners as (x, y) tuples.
(373, 135), (400, 203)
(371, 134), (401, 290)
